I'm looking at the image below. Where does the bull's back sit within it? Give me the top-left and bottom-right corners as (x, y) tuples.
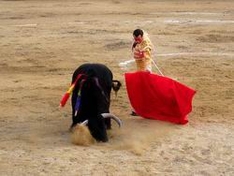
(72, 63), (113, 84)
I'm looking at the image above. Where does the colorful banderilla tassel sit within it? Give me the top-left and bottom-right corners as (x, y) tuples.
(74, 90), (81, 116)
(74, 79), (86, 116)
(60, 84), (75, 107)
(60, 74), (83, 107)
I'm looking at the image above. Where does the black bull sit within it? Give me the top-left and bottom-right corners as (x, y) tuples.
(70, 63), (122, 142)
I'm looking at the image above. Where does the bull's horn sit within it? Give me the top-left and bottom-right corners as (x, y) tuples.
(80, 120), (88, 125)
(101, 113), (122, 128)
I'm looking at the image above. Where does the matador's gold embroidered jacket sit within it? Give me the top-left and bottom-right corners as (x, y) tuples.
(132, 39), (153, 71)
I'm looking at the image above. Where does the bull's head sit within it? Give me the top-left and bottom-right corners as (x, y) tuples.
(78, 113), (122, 142)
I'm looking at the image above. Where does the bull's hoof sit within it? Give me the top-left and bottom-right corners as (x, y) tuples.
(106, 125), (111, 130)
(69, 123), (77, 132)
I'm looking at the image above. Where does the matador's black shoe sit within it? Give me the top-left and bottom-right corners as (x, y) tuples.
(130, 111), (138, 116)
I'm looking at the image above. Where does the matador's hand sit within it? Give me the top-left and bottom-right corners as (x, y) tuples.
(134, 50), (144, 59)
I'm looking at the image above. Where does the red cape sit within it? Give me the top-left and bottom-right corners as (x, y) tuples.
(125, 71), (196, 124)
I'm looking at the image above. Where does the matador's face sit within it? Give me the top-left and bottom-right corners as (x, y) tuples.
(133, 35), (143, 44)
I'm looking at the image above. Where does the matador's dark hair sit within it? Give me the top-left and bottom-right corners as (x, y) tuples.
(133, 29), (144, 37)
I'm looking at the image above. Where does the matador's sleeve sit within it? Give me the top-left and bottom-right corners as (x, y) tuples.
(141, 40), (152, 59)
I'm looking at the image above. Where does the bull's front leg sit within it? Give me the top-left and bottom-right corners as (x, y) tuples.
(104, 117), (111, 130)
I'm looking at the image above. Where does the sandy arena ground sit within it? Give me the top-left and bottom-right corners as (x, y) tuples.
(0, 0), (233, 175)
